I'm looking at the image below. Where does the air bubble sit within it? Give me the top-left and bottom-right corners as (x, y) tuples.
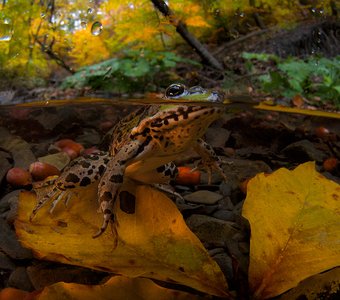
(0, 21), (13, 41)
(91, 21), (102, 36)
(80, 20), (87, 29)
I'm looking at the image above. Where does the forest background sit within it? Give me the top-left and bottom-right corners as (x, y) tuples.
(0, 0), (339, 107)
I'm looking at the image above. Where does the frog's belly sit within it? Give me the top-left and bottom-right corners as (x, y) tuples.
(125, 153), (182, 184)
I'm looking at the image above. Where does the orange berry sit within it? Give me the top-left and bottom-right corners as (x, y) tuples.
(323, 157), (338, 172)
(175, 166), (201, 185)
(315, 126), (330, 139)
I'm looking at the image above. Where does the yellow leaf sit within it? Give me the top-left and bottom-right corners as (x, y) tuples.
(15, 181), (228, 297)
(242, 162), (340, 299)
(0, 276), (211, 300)
(185, 16), (210, 28)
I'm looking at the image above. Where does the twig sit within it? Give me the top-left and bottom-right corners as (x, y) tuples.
(150, 0), (224, 71)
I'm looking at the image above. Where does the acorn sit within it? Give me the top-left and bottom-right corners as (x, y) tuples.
(54, 139), (84, 159)
(6, 167), (32, 187)
(29, 162), (61, 181)
(61, 146), (79, 160)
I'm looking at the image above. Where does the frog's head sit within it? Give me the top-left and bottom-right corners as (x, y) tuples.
(164, 83), (223, 103)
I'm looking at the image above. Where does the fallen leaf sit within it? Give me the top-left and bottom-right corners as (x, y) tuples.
(279, 267), (340, 300)
(242, 162), (340, 299)
(0, 276), (211, 300)
(15, 181), (229, 297)
(0, 287), (30, 300)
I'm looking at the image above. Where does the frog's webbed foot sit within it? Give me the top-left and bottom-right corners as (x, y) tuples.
(194, 157), (228, 184)
(194, 138), (228, 184)
(30, 187), (71, 222)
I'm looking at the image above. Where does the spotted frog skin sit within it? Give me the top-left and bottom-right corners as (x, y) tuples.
(31, 83), (227, 239)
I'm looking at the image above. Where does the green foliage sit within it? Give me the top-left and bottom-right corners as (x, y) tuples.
(61, 49), (200, 93)
(242, 52), (340, 108)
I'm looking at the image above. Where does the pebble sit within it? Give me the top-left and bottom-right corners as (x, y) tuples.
(0, 150), (12, 183)
(0, 218), (33, 260)
(0, 252), (16, 271)
(205, 127), (231, 148)
(0, 190), (20, 223)
(219, 181), (232, 197)
(212, 253), (233, 282)
(7, 267), (34, 291)
(213, 210), (236, 222)
(75, 128), (101, 147)
(217, 196), (234, 211)
(0, 127), (36, 169)
(186, 214), (240, 247)
(281, 139), (327, 162)
(184, 190), (222, 205)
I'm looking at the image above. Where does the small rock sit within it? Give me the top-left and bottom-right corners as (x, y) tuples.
(0, 218), (33, 259)
(213, 253), (233, 282)
(0, 127), (36, 169)
(281, 139), (327, 162)
(205, 127), (231, 148)
(0, 190), (20, 223)
(184, 190), (222, 205)
(0, 150), (12, 183)
(219, 182), (232, 197)
(75, 128), (101, 147)
(213, 210), (236, 222)
(222, 158), (271, 190)
(217, 196), (234, 210)
(186, 214), (240, 247)
(0, 252), (15, 271)
(8, 267), (34, 291)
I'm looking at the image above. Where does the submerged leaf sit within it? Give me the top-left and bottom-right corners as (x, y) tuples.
(15, 181), (228, 297)
(0, 276), (211, 300)
(242, 162), (340, 299)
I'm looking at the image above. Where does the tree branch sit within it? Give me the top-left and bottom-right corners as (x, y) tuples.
(150, 0), (224, 71)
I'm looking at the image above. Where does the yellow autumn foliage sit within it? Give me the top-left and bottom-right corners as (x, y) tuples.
(15, 180), (229, 297)
(0, 276), (212, 300)
(242, 162), (340, 299)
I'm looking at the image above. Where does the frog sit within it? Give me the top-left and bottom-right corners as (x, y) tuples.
(30, 83), (227, 240)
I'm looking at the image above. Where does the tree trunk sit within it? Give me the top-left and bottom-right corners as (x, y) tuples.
(150, 0), (224, 71)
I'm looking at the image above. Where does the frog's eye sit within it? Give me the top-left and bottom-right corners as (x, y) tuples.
(165, 83), (187, 98)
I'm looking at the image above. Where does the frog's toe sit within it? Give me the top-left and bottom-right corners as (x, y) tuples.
(48, 191), (70, 213)
(93, 210), (113, 239)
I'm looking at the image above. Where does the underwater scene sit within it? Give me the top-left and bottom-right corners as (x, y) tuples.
(0, 1), (339, 299)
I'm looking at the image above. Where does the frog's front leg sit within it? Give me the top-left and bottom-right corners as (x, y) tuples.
(30, 152), (109, 221)
(194, 138), (227, 183)
(94, 140), (142, 239)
